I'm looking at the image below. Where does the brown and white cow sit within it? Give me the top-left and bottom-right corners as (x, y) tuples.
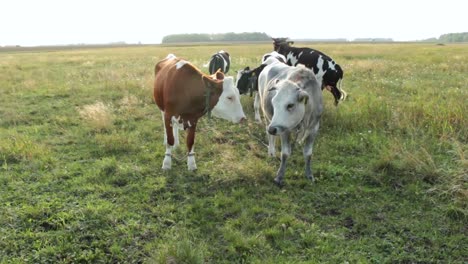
(153, 54), (246, 171)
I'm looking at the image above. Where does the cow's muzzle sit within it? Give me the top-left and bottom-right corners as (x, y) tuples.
(268, 125), (285, 135)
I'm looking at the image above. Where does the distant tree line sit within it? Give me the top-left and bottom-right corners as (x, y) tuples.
(161, 32), (271, 43)
(421, 32), (468, 43)
(438, 32), (468, 42)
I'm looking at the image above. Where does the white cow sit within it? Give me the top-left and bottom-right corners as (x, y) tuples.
(258, 63), (323, 185)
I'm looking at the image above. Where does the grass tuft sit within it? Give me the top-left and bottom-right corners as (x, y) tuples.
(77, 101), (114, 131)
(151, 234), (206, 264)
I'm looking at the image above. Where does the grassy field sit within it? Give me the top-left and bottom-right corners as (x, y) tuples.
(0, 43), (466, 263)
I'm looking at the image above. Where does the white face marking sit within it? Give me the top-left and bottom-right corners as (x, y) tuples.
(175, 60), (188, 70)
(286, 52), (298, 66)
(211, 76), (246, 123)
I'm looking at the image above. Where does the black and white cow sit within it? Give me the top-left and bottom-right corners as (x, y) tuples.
(236, 52), (286, 122)
(272, 38), (346, 105)
(208, 50), (231, 74)
(261, 51), (287, 64)
(258, 62), (323, 185)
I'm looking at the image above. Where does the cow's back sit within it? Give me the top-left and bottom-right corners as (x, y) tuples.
(209, 52), (230, 74)
(154, 59), (199, 113)
(259, 63), (290, 92)
(153, 58), (176, 111)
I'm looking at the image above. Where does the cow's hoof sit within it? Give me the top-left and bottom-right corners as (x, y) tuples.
(306, 172), (315, 182)
(268, 150), (276, 157)
(306, 175), (315, 183)
(162, 156), (172, 170)
(187, 156), (197, 171)
(274, 178), (284, 187)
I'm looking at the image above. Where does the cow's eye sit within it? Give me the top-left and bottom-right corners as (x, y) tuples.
(227, 96), (234, 101)
(287, 103), (295, 111)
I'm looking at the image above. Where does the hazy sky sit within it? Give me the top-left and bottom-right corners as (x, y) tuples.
(1, 0), (466, 46)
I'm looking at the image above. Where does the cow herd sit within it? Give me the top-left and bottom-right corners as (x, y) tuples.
(153, 38), (346, 185)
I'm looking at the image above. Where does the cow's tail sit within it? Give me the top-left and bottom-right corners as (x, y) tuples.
(336, 65), (347, 101)
(337, 78), (347, 101)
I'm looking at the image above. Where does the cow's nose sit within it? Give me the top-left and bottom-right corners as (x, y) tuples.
(239, 117), (247, 123)
(268, 126), (277, 135)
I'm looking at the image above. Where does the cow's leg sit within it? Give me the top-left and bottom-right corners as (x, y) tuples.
(162, 113), (175, 170)
(171, 116), (180, 147)
(161, 112), (167, 145)
(267, 126), (276, 157)
(186, 123), (197, 171)
(254, 93), (261, 123)
(303, 121), (320, 181)
(275, 132), (291, 186)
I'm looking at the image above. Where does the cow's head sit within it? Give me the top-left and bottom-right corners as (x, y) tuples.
(322, 64), (346, 105)
(235, 67), (252, 95)
(267, 81), (310, 135)
(267, 67), (317, 135)
(212, 74), (246, 123)
(272, 37), (294, 53)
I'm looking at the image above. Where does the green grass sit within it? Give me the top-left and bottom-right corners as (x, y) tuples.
(0, 43), (467, 263)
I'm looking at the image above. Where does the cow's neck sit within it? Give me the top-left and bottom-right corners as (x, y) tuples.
(203, 83), (222, 118)
(204, 86), (215, 118)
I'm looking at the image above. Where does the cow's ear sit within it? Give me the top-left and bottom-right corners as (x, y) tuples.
(244, 66), (250, 71)
(215, 70), (225, 80)
(298, 90), (309, 104)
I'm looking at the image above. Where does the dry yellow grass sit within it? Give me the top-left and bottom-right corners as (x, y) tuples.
(22, 79), (37, 90)
(77, 101), (114, 131)
(119, 93), (140, 109)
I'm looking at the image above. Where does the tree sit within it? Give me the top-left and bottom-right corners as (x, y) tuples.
(161, 32), (271, 43)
